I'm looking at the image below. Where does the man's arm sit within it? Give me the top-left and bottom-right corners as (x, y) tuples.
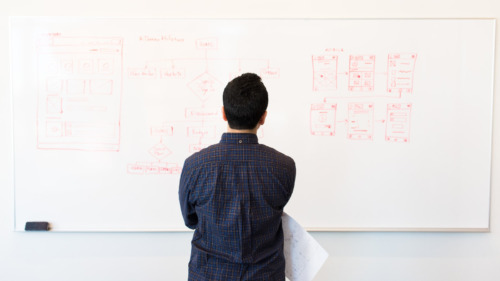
(178, 162), (198, 229)
(285, 159), (297, 203)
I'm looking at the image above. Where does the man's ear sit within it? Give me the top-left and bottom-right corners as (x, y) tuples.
(221, 106), (228, 121)
(259, 111), (267, 125)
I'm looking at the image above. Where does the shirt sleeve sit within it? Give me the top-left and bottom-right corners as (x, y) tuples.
(285, 158), (297, 202)
(179, 160), (198, 229)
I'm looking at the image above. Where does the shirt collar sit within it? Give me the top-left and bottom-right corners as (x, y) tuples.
(220, 133), (259, 144)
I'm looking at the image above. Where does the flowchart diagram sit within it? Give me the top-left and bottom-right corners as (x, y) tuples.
(13, 18), (495, 232)
(35, 33), (418, 177)
(34, 32), (418, 179)
(125, 37), (277, 175)
(34, 32), (278, 176)
(310, 51), (417, 142)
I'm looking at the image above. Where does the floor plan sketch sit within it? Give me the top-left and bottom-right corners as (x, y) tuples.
(312, 55), (338, 92)
(347, 103), (375, 140)
(385, 103), (412, 142)
(310, 103), (337, 136)
(310, 50), (417, 142)
(387, 54), (417, 94)
(348, 55), (376, 92)
(36, 36), (123, 151)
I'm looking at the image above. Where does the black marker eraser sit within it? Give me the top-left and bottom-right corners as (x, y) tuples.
(25, 222), (50, 231)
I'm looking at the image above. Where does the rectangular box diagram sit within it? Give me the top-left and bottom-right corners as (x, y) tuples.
(386, 103), (412, 142)
(348, 55), (375, 92)
(310, 103), (337, 136)
(312, 55), (338, 91)
(36, 36), (123, 151)
(127, 162), (181, 175)
(185, 107), (220, 121)
(387, 53), (417, 94)
(348, 103), (374, 140)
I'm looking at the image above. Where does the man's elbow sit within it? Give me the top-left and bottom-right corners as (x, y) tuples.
(185, 221), (197, 229)
(184, 214), (198, 229)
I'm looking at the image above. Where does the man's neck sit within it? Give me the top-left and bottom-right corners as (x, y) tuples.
(226, 126), (258, 135)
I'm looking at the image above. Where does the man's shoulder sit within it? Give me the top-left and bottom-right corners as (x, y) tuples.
(183, 142), (295, 170)
(257, 144), (296, 169)
(259, 144), (293, 159)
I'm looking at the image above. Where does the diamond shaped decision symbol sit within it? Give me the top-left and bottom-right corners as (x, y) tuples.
(188, 72), (221, 101)
(149, 143), (172, 160)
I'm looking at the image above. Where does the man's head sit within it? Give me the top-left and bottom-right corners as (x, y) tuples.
(222, 73), (268, 130)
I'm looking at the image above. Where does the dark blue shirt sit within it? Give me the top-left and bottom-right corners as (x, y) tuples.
(179, 133), (296, 280)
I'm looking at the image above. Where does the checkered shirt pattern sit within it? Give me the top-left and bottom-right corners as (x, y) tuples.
(179, 133), (296, 281)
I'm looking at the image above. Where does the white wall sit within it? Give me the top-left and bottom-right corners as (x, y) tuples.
(1, 1), (499, 280)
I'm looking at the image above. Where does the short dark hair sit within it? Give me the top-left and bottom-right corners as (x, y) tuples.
(223, 73), (268, 130)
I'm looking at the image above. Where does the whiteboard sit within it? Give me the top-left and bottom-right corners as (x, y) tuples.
(11, 18), (495, 231)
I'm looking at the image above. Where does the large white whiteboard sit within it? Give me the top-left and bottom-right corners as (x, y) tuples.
(11, 18), (495, 231)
